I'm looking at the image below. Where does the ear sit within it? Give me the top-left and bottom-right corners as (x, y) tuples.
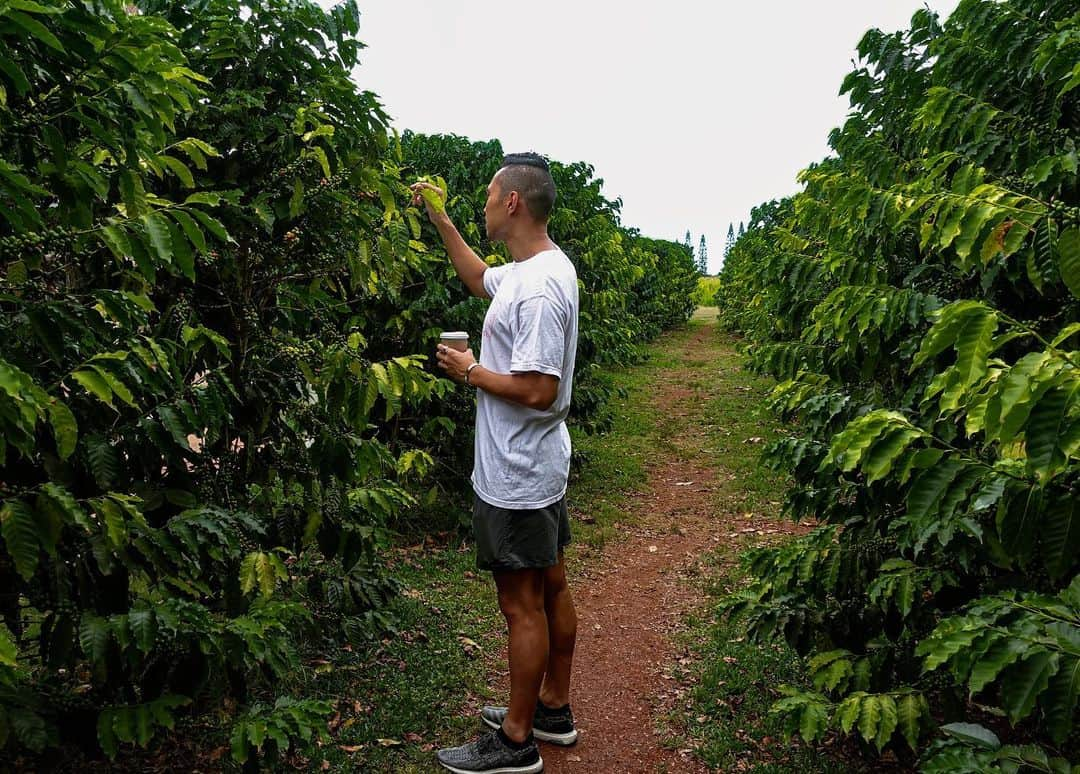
(507, 190), (519, 213)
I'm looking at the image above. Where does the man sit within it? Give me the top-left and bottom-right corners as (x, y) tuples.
(410, 153), (579, 774)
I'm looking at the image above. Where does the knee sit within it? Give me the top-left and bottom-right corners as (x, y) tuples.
(499, 595), (545, 625)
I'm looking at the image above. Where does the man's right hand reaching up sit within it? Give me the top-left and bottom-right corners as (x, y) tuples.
(410, 180), (490, 298)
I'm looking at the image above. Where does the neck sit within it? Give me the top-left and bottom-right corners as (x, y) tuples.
(503, 227), (556, 262)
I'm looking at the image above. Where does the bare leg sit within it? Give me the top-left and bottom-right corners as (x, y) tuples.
(494, 568), (548, 743)
(539, 553), (576, 707)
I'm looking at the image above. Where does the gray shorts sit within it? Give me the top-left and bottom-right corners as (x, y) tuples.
(473, 495), (572, 571)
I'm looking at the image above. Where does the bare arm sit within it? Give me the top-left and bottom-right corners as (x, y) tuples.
(410, 182), (489, 298)
(435, 347), (559, 411)
(468, 366), (559, 412)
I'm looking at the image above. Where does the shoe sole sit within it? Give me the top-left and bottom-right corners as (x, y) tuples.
(482, 714), (579, 746)
(437, 759), (543, 774)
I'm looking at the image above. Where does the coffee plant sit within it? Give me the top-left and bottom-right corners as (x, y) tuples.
(717, 0), (1079, 768)
(0, 0), (697, 766)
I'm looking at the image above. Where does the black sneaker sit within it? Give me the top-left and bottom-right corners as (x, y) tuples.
(481, 701), (578, 746)
(435, 729), (543, 774)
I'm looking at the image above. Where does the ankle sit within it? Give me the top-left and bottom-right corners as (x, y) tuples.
(499, 721), (532, 745)
(538, 694), (569, 711)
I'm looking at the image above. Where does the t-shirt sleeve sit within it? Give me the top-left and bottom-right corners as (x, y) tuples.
(482, 263), (512, 297)
(510, 293), (567, 378)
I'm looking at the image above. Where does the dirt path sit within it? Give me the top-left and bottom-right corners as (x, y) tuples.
(496, 312), (775, 773)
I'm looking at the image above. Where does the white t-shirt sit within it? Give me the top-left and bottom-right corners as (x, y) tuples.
(472, 248), (579, 509)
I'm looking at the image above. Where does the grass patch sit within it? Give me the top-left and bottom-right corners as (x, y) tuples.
(672, 556), (852, 774)
(308, 545), (502, 772)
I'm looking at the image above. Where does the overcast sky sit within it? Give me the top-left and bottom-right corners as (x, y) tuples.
(340, 1), (960, 274)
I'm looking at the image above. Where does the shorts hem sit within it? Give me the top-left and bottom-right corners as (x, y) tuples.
(476, 535), (572, 570)
(471, 484), (567, 510)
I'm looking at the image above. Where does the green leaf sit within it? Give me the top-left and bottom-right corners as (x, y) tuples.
(98, 710), (118, 759)
(798, 700), (829, 742)
(1042, 497), (1080, 581)
(940, 722), (1000, 750)
(231, 722), (250, 763)
(142, 212), (173, 265)
(72, 368), (114, 407)
(252, 197), (275, 233)
(85, 435), (118, 489)
(1041, 655), (1079, 745)
(0, 53), (30, 94)
(112, 707), (135, 743)
(998, 488), (1040, 562)
(79, 615), (111, 665)
(953, 307), (998, 388)
(188, 208), (231, 243)
(907, 457), (963, 527)
(170, 210), (206, 255)
(99, 224), (132, 261)
(6, 0), (65, 14)
(874, 694), (898, 751)
(128, 608), (156, 654)
(6, 11), (64, 52)
(9, 708), (47, 752)
(1, 499), (39, 580)
(40, 483), (89, 531)
(864, 426), (922, 484)
(1058, 227), (1080, 298)
(134, 705), (153, 747)
(856, 695), (880, 745)
(168, 216), (195, 280)
(89, 365), (135, 407)
(0, 623), (16, 668)
(1000, 650), (1058, 724)
(47, 399), (77, 459)
(1026, 382), (1076, 483)
(159, 156), (195, 188)
(157, 406), (191, 449)
(289, 178), (305, 218)
(897, 694), (923, 751)
(969, 638), (1027, 695)
(1051, 322), (1080, 348)
(307, 146), (332, 178)
(95, 498), (128, 547)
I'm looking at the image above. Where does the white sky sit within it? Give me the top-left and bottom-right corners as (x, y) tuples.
(339, 1), (960, 274)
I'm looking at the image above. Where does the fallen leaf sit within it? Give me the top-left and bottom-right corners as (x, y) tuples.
(376, 738), (403, 747)
(458, 636), (482, 655)
(338, 745), (363, 753)
(648, 545), (658, 553)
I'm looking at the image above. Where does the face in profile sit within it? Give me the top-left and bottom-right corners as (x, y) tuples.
(483, 172), (508, 241)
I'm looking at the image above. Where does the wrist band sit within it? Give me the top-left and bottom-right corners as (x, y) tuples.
(465, 362), (480, 385)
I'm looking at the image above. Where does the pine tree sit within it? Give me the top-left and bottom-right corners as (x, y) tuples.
(725, 223), (736, 257)
(683, 229), (693, 252)
(738, 221), (745, 238)
(698, 235), (708, 275)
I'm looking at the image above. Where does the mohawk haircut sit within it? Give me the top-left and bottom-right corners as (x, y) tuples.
(498, 152), (557, 222)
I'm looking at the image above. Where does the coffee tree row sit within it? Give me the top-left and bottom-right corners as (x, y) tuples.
(0, 0), (697, 765)
(717, 1), (1078, 769)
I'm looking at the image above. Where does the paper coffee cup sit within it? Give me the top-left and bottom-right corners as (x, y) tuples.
(439, 331), (468, 352)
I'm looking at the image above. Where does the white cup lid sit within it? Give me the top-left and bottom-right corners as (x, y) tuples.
(440, 331), (468, 340)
